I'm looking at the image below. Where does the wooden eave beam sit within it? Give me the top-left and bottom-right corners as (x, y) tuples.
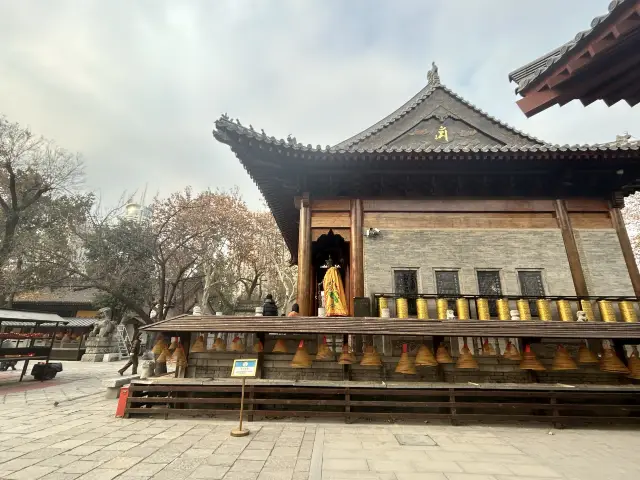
(520, 2), (640, 97)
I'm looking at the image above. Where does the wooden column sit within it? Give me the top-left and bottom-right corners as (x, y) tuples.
(554, 199), (589, 297)
(350, 199), (364, 315)
(610, 206), (640, 297)
(296, 194), (312, 316)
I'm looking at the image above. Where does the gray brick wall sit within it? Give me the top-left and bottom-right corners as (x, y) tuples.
(575, 229), (634, 296)
(363, 228), (633, 297)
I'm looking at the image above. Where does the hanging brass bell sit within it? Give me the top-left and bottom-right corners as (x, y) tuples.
(214, 337), (226, 352)
(482, 339), (496, 356)
(395, 344), (417, 375)
(316, 336), (334, 361)
(577, 341), (598, 364)
(272, 338), (288, 354)
(551, 345), (578, 371)
(168, 337), (178, 352)
(190, 335), (206, 353)
(338, 343), (356, 364)
(156, 346), (170, 364)
(456, 342), (479, 369)
(435, 343), (453, 363)
(152, 337), (167, 355)
(628, 346), (640, 380)
(291, 340), (313, 368)
(503, 341), (521, 361)
(415, 344), (438, 367)
(253, 339), (264, 353)
(231, 336), (245, 353)
(360, 345), (382, 367)
(600, 346), (629, 374)
(519, 345), (545, 371)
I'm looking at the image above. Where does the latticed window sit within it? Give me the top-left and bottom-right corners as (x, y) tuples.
(394, 269), (418, 315)
(435, 270), (460, 312)
(477, 270), (502, 317)
(518, 270), (545, 317)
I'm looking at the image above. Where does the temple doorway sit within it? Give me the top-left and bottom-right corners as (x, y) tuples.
(310, 230), (350, 316)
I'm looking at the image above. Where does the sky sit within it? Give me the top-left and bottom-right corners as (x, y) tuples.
(1, 0), (638, 210)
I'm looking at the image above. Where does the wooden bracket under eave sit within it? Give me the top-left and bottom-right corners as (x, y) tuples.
(294, 193), (310, 210)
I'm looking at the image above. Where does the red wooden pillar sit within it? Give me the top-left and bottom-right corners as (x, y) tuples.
(296, 194), (312, 316)
(610, 206), (640, 297)
(350, 199), (364, 316)
(554, 199), (589, 297)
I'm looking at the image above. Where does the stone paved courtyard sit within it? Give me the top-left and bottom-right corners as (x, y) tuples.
(1, 361), (639, 480)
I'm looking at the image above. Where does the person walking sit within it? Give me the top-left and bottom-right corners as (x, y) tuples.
(262, 294), (279, 316)
(118, 331), (142, 375)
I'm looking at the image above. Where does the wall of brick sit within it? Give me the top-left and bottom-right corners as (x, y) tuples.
(363, 228), (633, 298)
(575, 229), (634, 296)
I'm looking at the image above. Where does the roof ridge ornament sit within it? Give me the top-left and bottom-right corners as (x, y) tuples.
(427, 61), (440, 86)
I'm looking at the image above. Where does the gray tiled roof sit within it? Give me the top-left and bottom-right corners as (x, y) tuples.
(509, 0), (630, 93)
(214, 117), (640, 155)
(13, 287), (100, 304)
(0, 309), (67, 324)
(64, 317), (98, 327)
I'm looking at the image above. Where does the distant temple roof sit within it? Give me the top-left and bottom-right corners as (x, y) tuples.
(509, 0), (640, 116)
(13, 287), (100, 305)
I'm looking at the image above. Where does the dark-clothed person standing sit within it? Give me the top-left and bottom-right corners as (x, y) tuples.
(262, 294), (279, 316)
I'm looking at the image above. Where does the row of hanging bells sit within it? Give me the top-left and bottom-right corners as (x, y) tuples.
(186, 335), (640, 378)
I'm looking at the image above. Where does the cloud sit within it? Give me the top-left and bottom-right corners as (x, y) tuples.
(1, 0), (638, 209)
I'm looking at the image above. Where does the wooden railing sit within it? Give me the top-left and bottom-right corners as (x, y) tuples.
(372, 293), (639, 323)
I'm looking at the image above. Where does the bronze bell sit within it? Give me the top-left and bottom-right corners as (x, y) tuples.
(156, 347), (170, 364)
(435, 343), (453, 364)
(253, 339), (264, 353)
(415, 344), (438, 367)
(503, 341), (521, 361)
(168, 338), (178, 352)
(551, 345), (578, 371)
(152, 337), (166, 355)
(272, 338), (288, 354)
(338, 343), (356, 365)
(190, 335), (206, 353)
(395, 344), (417, 375)
(628, 347), (640, 380)
(214, 337), (226, 352)
(360, 345), (382, 367)
(519, 345), (545, 371)
(230, 336), (245, 353)
(456, 342), (479, 369)
(316, 336), (334, 361)
(577, 341), (598, 364)
(600, 346), (629, 374)
(482, 339), (496, 356)
(291, 340), (313, 368)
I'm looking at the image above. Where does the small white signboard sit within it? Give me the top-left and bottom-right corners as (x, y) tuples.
(231, 359), (258, 378)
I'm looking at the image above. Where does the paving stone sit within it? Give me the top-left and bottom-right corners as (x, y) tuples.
(271, 446), (299, 457)
(150, 468), (190, 480)
(76, 469), (124, 480)
(204, 453), (239, 466)
(167, 457), (205, 471)
(410, 460), (464, 473)
(247, 441), (275, 450)
(66, 445), (104, 456)
(187, 464), (229, 479)
(239, 449), (271, 461)
(39, 473), (82, 480)
(292, 473), (309, 480)
(59, 460), (103, 474)
(222, 473), (260, 480)
(395, 475), (447, 480)
(323, 458), (370, 471)
(257, 469), (294, 480)
(295, 459), (311, 472)
(264, 455), (297, 469)
(38, 455), (83, 467)
(445, 475), (499, 480)
(5, 465), (58, 479)
(505, 464), (561, 477)
(229, 459), (266, 472)
(0, 457), (38, 471)
(458, 462), (510, 475)
(101, 456), (146, 469)
(122, 462), (167, 477)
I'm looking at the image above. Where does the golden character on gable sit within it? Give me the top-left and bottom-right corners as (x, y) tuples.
(435, 125), (449, 142)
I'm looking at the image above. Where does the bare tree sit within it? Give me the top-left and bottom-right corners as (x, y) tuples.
(0, 115), (84, 304)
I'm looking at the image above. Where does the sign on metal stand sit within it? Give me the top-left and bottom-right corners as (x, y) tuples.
(229, 358), (258, 437)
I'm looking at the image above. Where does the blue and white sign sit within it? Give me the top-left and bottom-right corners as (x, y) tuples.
(231, 358), (259, 377)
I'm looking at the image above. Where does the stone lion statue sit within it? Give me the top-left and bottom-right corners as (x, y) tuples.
(89, 307), (116, 338)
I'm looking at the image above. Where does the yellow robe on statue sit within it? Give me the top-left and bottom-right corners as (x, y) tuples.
(323, 266), (348, 317)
